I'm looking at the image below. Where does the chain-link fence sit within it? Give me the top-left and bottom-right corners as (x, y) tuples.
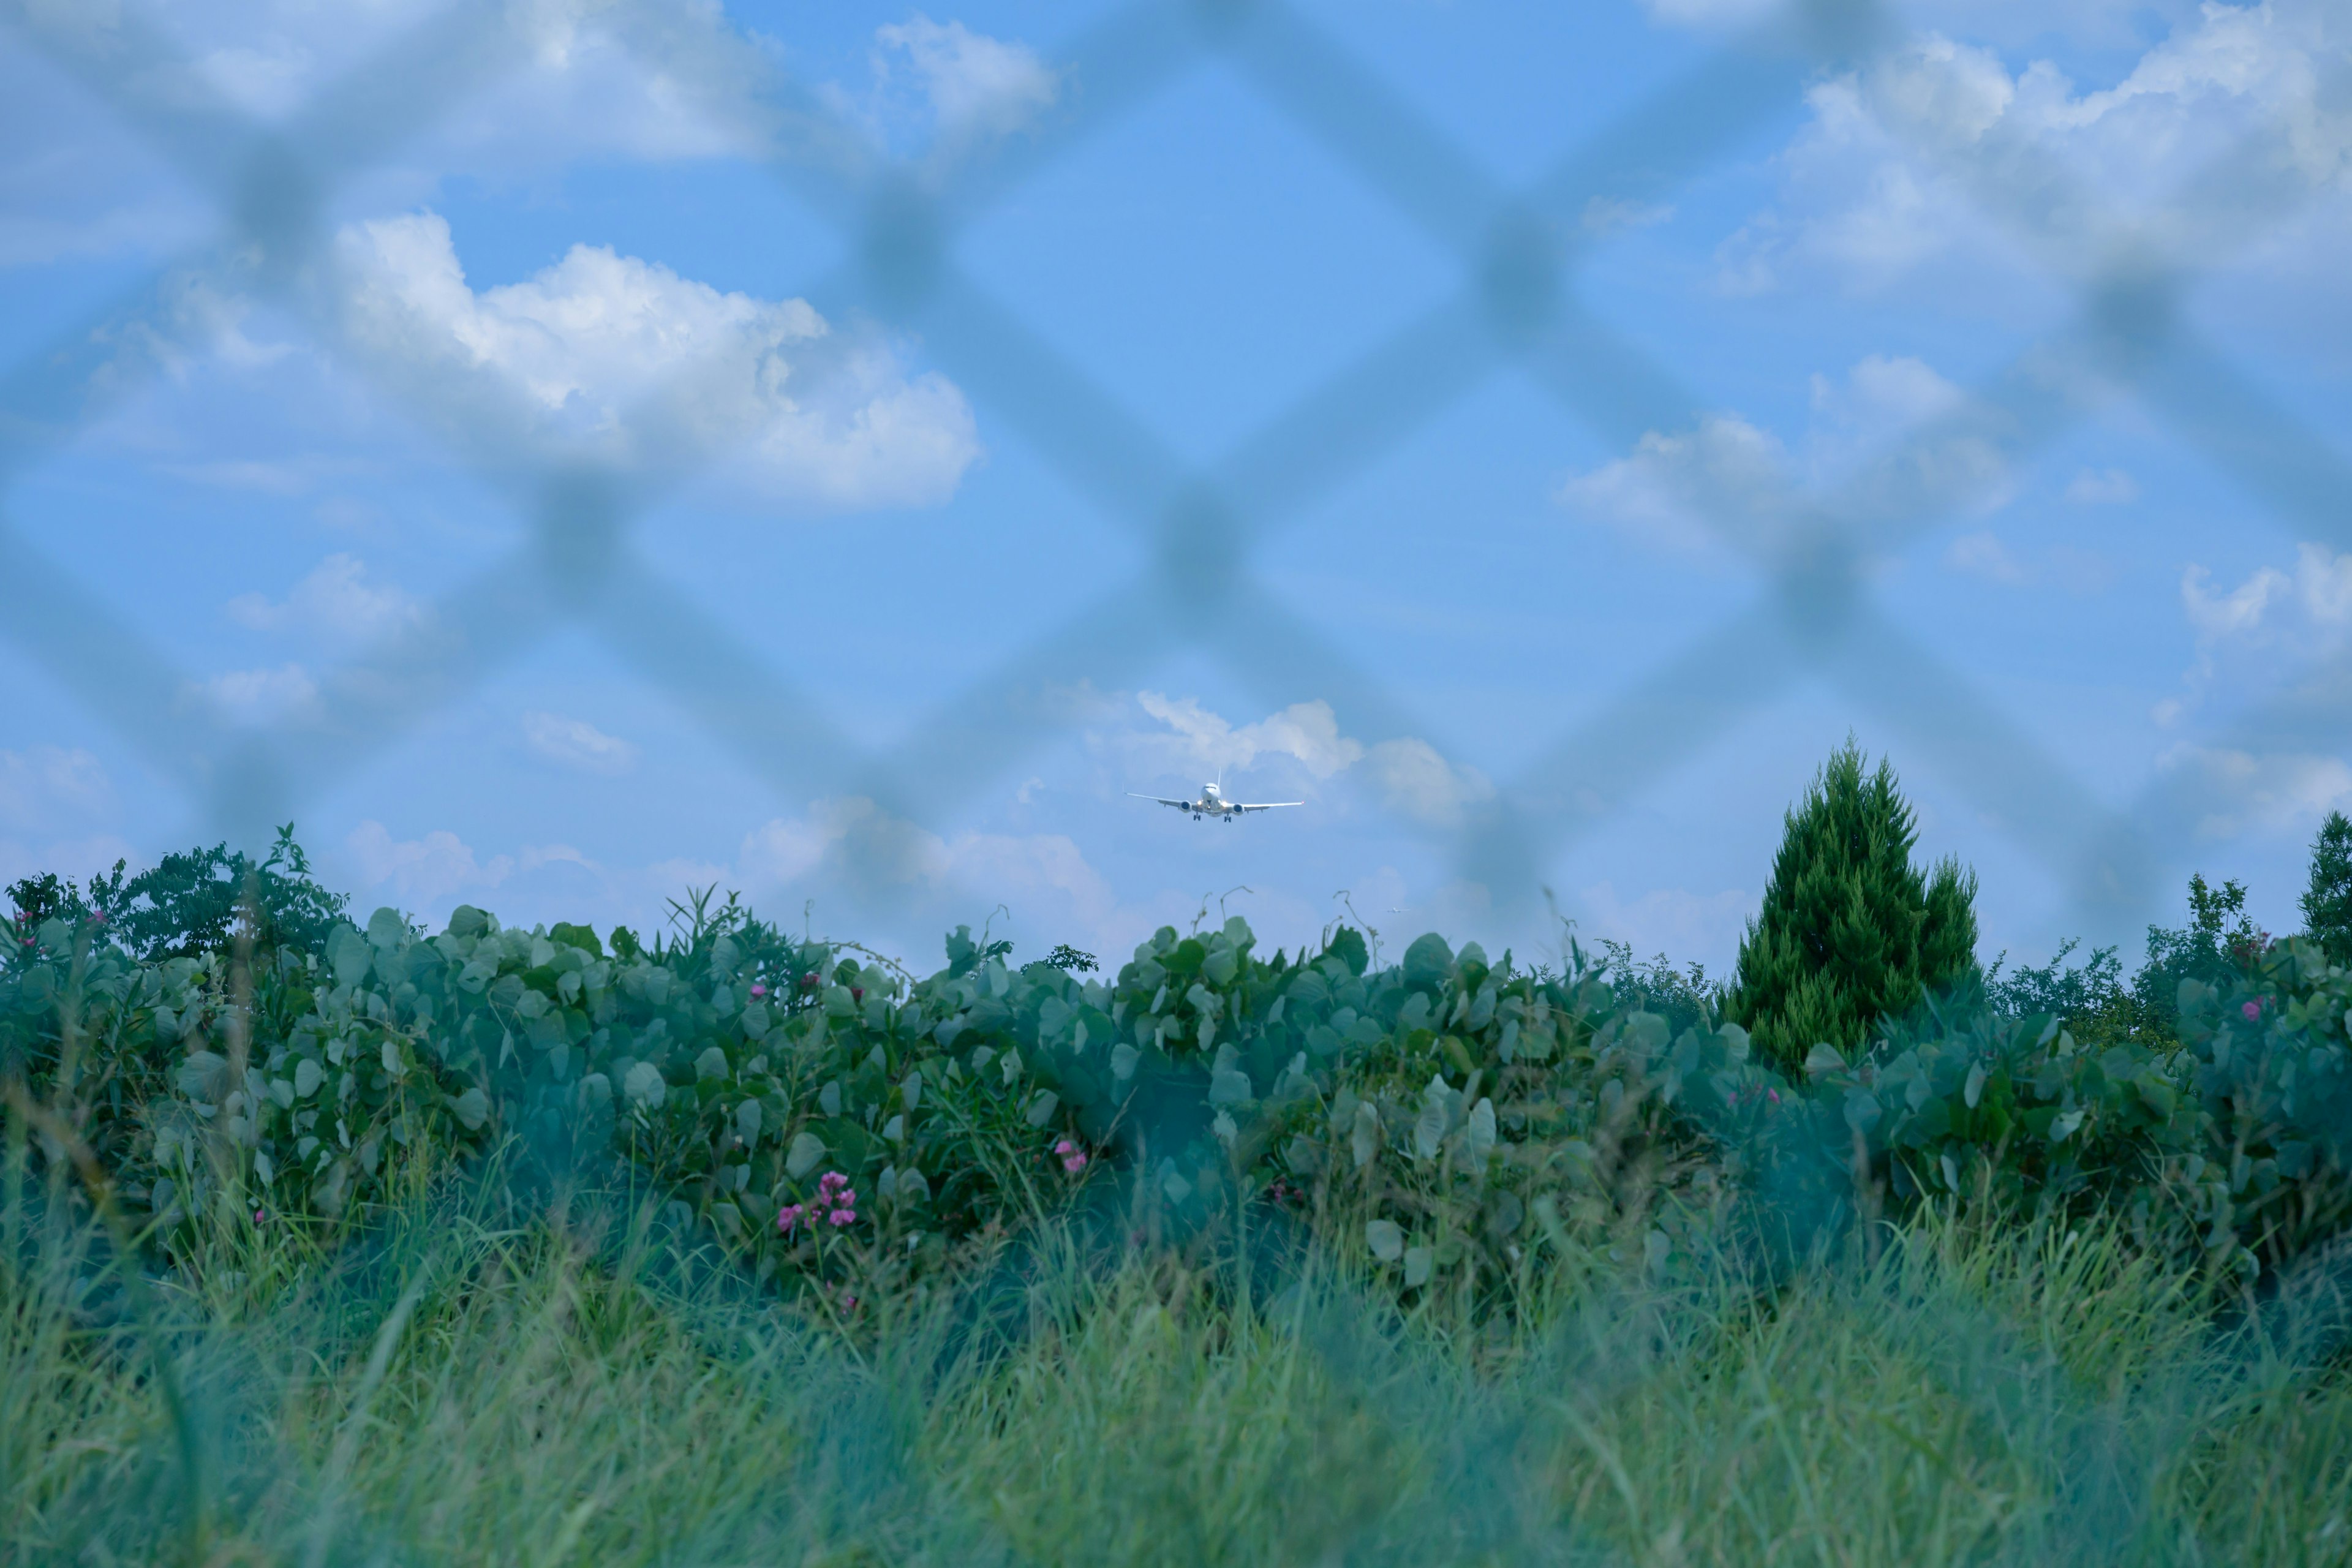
(9, 0), (2345, 954)
(7, 1), (2352, 1558)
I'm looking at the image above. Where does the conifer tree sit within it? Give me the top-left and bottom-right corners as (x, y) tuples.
(2302, 809), (2352, 965)
(1723, 739), (1980, 1072)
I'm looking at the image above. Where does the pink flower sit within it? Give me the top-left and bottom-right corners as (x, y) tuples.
(777, 1204), (805, 1235)
(1063, 1153), (1088, 1174)
(252, 1208), (266, 1224)
(750, 983), (768, 998)
(828, 1207), (855, 1227)
(1767, 1090), (1781, 1105)
(2243, 1000), (2263, 1020)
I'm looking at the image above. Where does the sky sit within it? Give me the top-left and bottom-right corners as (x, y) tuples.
(2, 0), (2349, 981)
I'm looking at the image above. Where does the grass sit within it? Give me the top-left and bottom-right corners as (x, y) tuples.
(10, 1144), (2352, 1568)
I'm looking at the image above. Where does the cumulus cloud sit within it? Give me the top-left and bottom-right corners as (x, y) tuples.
(2182, 543), (2352, 649)
(1364, 738), (1495, 829)
(736, 797), (1123, 938)
(2159, 744), (2352, 839)
(1558, 353), (2008, 562)
(1116, 695), (1488, 828)
(1131, 693), (1366, 780)
(1946, 529), (2030, 584)
(2065, 467), (2139, 505)
(1719, 4), (2352, 295)
(872, 15), (1059, 145)
(1555, 414), (1790, 559)
(196, 663), (319, 725)
(227, 554), (425, 644)
(522, 711), (639, 775)
(0, 746), (113, 831)
(345, 821), (516, 906)
(329, 211), (980, 507)
(1572, 880), (1753, 972)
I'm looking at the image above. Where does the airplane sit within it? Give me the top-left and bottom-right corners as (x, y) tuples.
(1129, 778), (1303, 822)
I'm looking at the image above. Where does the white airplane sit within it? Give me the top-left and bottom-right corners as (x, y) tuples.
(1129, 779), (1302, 822)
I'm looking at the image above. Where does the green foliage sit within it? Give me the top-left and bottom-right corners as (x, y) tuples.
(2301, 809), (2352, 965)
(5, 823), (348, 970)
(1722, 741), (1980, 1073)
(9, 839), (2352, 1305)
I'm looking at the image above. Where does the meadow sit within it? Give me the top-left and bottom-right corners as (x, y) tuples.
(8, 818), (2352, 1565)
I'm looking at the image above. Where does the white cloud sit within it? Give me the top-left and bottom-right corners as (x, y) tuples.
(872, 15), (1059, 145)
(1132, 693), (1366, 780)
(736, 796), (1123, 934)
(1639, 0), (1783, 26)
(329, 211), (980, 508)
(522, 711), (639, 775)
(2065, 466), (2139, 504)
(345, 820), (514, 906)
(2182, 543), (2352, 649)
(1722, 4), (2352, 295)
(196, 663), (318, 725)
(1947, 529), (2030, 584)
(0, 746), (113, 831)
(1364, 738), (1495, 829)
(227, 554), (425, 645)
(1581, 195), (1675, 236)
(2160, 744), (2352, 839)
(1115, 694), (1488, 829)
(1572, 880), (1753, 972)
(1558, 353), (2008, 561)
(1555, 414), (1790, 559)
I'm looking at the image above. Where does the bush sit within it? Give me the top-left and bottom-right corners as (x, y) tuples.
(8, 845), (2352, 1305)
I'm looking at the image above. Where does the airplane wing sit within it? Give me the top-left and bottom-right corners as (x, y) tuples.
(1128, 792), (1197, 810)
(1232, 801), (1305, 812)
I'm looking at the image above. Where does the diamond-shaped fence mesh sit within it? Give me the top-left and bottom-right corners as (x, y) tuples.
(7, 0), (2352, 1558)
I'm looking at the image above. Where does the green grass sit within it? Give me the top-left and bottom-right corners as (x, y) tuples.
(10, 1152), (2352, 1568)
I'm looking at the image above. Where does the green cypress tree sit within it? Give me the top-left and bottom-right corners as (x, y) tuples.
(1724, 740), (1980, 1072)
(2302, 809), (2352, 965)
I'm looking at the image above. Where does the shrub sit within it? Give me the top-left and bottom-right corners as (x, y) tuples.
(1721, 741), (1979, 1074)
(8, 853), (2352, 1306)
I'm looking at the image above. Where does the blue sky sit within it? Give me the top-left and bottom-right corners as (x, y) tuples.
(3, 0), (2349, 979)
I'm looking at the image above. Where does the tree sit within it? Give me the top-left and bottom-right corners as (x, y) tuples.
(2302, 810), (2352, 965)
(1722, 739), (1980, 1072)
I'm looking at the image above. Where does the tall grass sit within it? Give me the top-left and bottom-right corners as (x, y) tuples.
(10, 1138), (2352, 1567)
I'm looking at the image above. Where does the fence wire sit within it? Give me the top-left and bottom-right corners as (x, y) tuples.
(6, 1), (2352, 1559)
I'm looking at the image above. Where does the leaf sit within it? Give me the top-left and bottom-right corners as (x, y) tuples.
(695, 1046), (729, 1082)
(1111, 1042), (1140, 1080)
(785, 1131), (827, 1179)
(1466, 1097), (1497, 1167)
(622, 1061), (667, 1109)
(735, 1099), (763, 1145)
(1366, 1219), (1404, 1262)
(1352, 1102), (1380, 1168)
(1964, 1062), (1986, 1110)
(176, 1051), (228, 1099)
(1804, 1043), (1847, 1076)
(1025, 1090), (1060, 1128)
(1209, 1068), (1254, 1106)
(1403, 933), (1454, 989)
(1414, 1098), (1446, 1161)
(1403, 1246), (1434, 1287)
(293, 1058), (323, 1099)
(452, 1087), (490, 1131)
(329, 925), (372, 987)
(2051, 1108), (2085, 1142)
